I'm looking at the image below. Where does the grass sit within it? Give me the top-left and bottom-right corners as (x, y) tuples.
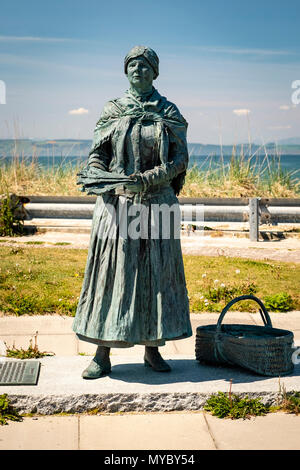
(23, 241), (45, 245)
(272, 380), (300, 416)
(183, 255), (300, 312)
(5, 331), (55, 359)
(0, 246), (84, 315)
(0, 246), (299, 315)
(203, 380), (300, 420)
(0, 155), (82, 197)
(0, 394), (23, 425)
(278, 391), (300, 415)
(181, 150), (300, 198)
(54, 242), (71, 246)
(0, 146), (299, 198)
(204, 391), (270, 420)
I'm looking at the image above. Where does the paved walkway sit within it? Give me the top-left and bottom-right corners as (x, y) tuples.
(1, 411), (299, 450)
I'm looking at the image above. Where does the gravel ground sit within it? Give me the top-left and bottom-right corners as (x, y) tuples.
(1, 231), (300, 263)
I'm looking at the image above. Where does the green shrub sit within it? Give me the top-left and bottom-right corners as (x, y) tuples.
(280, 392), (300, 415)
(277, 383), (300, 415)
(204, 392), (270, 420)
(0, 394), (23, 425)
(264, 292), (294, 312)
(0, 194), (24, 237)
(5, 332), (55, 359)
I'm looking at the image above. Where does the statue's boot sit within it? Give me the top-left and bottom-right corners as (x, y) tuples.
(82, 346), (111, 379)
(144, 346), (171, 372)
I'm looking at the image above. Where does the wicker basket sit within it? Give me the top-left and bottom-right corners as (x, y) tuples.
(195, 295), (294, 376)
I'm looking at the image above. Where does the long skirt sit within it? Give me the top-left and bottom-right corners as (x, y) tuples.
(72, 186), (192, 348)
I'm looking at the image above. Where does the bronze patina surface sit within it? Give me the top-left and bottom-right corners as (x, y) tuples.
(72, 46), (192, 377)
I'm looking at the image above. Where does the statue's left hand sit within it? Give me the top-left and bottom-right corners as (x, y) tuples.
(123, 173), (144, 193)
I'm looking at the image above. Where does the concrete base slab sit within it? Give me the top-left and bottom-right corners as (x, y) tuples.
(1, 355), (299, 415)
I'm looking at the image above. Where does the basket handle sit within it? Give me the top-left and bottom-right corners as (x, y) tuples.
(216, 295), (272, 332)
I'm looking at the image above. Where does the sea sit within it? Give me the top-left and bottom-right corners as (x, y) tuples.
(1, 153), (300, 179)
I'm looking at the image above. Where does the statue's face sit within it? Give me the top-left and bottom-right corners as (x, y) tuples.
(126, 57), (154, 90)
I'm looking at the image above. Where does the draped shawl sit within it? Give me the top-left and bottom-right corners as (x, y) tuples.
(77, 88), (189, 196)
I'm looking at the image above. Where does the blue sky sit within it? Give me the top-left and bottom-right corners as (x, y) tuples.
(0, 0), (299, 144)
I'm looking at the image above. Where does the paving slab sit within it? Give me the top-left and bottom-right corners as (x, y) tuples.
(205, 411), (300, 450)
(79, 413), (215, 450)
(0, 416), (78, 450)
(1, 355), (299, 415)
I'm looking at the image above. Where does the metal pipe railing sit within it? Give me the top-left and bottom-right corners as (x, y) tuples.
(24, 197), (300, 226)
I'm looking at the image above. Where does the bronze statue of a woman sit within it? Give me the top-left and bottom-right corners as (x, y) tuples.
(72, 45), (192, 378)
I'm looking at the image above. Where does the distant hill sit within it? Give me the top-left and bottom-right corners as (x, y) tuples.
(188, 142), (300, 156)
(277, 137), (300, 145)
(0, 139), (300, 157)
(0, 139), (92, 158)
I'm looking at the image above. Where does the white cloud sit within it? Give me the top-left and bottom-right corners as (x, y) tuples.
(68, 107), (89, 115)
(233, 109), (251, 116)
(0, 35), (75, 43)
(193, 46), (295, 57)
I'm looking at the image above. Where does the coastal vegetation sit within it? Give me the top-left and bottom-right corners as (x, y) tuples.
(0, 144), (299, 198)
